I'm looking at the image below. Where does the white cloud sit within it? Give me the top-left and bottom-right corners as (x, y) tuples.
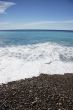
(0, 1), (15, 14)
(0, 20), (73, 30)
(12, 21), (73, 30)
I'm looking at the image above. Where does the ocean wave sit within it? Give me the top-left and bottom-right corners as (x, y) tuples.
(0, 42), (73, 83)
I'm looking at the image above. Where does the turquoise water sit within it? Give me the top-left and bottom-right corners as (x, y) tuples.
(0, 30), (73, 46)
(0, 30), (73, 83)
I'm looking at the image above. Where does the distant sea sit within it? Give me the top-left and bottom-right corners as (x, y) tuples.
(0, 30), (73, 83)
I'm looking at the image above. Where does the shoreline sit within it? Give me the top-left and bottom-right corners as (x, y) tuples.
(0, 73), (73, 109)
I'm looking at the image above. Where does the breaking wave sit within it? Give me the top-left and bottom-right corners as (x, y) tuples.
(0, 42), (73, 83)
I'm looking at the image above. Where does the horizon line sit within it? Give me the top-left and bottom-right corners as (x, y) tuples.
(0, 29), (73, 32)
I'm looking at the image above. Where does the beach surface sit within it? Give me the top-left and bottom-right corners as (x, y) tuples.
(0, 73), (73, 110)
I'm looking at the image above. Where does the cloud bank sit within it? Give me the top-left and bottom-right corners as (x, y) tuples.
(0, 1), (15, 14)
(0, 21), (73, 30)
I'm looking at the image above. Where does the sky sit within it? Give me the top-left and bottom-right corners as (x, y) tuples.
(0, 0), (73, 30)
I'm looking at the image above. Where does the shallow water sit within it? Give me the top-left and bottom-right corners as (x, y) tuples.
(0, 30), (73, 83)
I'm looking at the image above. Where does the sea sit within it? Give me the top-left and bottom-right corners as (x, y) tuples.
(0, 30), (73, 83)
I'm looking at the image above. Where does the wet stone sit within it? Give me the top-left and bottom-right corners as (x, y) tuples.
(0, 73), (73, 110)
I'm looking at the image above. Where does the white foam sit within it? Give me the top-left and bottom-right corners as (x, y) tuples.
(0, 42), (73, 84)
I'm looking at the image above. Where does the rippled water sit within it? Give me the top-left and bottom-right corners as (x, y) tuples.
(0, 30), (73, 83)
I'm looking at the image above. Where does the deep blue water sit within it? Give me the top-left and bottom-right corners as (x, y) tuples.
(0, 30), (73, 46)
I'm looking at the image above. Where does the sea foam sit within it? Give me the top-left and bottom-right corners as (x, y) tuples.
(0, 42), (73, 84)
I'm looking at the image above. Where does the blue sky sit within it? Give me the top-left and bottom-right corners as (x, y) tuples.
(0, 0), (73, 30)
